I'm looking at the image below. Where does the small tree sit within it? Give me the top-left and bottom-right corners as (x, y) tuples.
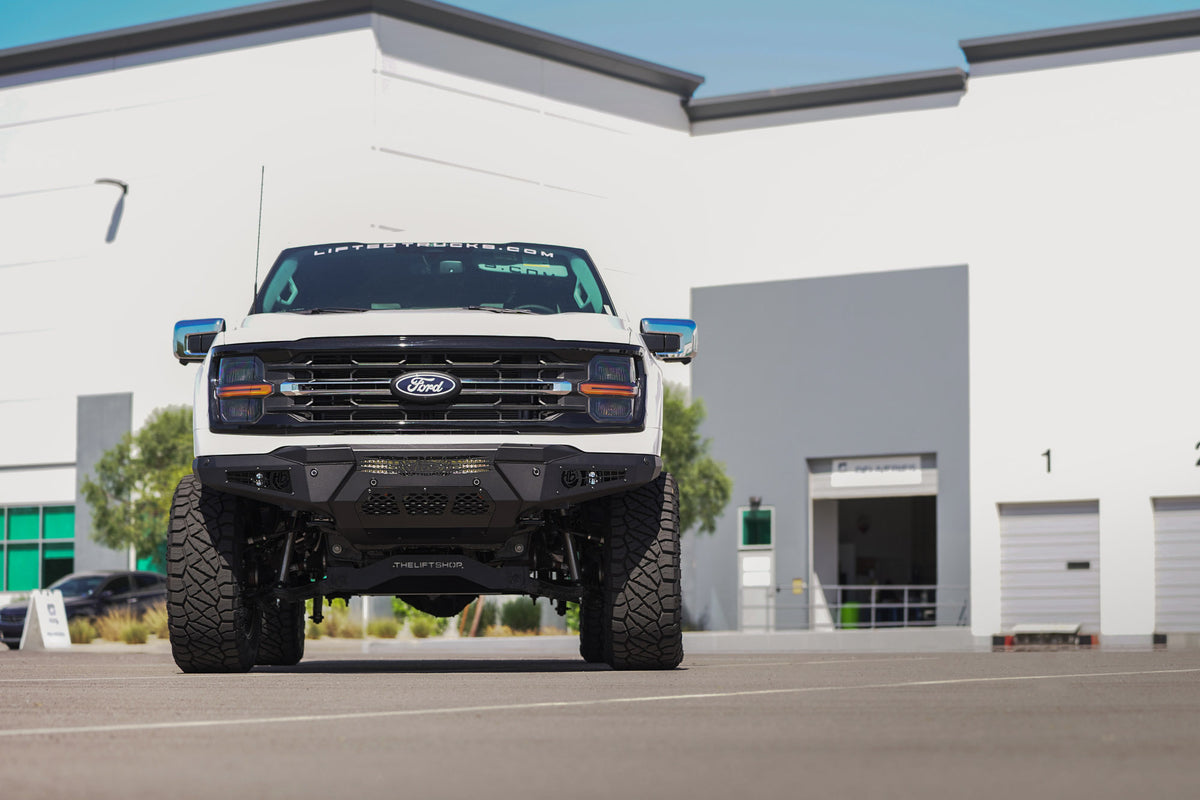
(662, 383), (732, 535)
(81, 406), (193, 569)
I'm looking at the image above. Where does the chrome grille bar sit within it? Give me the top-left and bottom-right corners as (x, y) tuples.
(278, 378), (573, 396)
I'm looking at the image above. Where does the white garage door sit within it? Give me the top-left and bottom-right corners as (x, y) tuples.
(1153, 497), (1200, 633)
(1000, 501), (1100, 633)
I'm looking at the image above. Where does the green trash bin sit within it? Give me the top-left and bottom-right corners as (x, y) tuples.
(840, 602), (860, 629)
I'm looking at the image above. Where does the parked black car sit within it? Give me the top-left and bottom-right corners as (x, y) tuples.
(0, 570), (168, 649)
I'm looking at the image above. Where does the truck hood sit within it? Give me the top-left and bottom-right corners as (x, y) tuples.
(222, 310), (635, 346)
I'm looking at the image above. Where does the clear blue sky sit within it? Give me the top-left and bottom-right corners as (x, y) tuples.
(2, 1), (1198, 96)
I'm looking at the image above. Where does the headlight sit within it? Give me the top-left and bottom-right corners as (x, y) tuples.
(214, 356), (271, 423)
(581, 355), (637, 423)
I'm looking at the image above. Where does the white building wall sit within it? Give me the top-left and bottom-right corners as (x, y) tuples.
(959, 44), (1200, 638)
(0, 18), (380, 478)
(688, 41), (1200, 638)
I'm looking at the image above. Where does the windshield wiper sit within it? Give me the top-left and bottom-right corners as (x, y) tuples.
(290, 307), (368, 315)
(462, 305), (534, 314)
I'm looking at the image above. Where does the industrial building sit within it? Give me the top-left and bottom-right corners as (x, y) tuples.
(2, 1), (1198, 644)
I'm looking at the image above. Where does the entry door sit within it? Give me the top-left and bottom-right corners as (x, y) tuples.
(1153, 497), (1200, 633)
(999, 501), (1100, 633)
(738, 551), (774, 632)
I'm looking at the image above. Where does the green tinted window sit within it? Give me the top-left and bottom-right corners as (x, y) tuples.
(7, 507), (38, 540)
(741, 509), (773, 547)
(44, 543), (74, 560)
(43, 506), (74, 539)
(6, 544), (39, 590)
(42, 543), (74, 586)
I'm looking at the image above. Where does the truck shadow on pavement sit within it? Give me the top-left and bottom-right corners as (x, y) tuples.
(255, 658), (620, 674)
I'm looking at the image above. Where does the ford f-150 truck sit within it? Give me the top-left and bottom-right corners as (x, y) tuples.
(170, 242), (696, 672)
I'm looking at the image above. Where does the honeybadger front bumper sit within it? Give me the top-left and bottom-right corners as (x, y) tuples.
(194, 444), (661, 546)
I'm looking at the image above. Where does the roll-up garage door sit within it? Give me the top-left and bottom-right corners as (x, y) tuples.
(1153, 497), (1200, 633)
(999, 501), (1100, 633)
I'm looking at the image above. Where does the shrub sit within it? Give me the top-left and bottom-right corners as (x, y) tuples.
(460, 598), (498, 636)
(367, 617), (400, 638)
(95, 607), (156, 644)
(120, 622), (150, 644)
(500, 597), (541, 633)
(95, 608), (137, 642)
(305, 599), (363, 639)
(409, 615), (435, 638)
(69, 617), (97, 644)
(565, 601), (580, 633)
(318, 600), (364, 639)
(391, 597), (411, 622)
(140, 602), (169, 639)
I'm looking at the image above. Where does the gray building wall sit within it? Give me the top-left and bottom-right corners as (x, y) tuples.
(686, 265), (969, 630)
(74, 393), (134, 572)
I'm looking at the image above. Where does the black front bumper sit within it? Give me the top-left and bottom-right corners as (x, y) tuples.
(194, 444), (659, 544)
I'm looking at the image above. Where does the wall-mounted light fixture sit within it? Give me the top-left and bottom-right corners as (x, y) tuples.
(95, 178), (128, 196)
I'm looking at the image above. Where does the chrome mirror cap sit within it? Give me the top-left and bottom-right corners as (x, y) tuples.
(640, 318), (697, 364)
(174, 318), (225, 364)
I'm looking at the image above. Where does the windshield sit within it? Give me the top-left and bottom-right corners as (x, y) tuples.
(252, 242), (615, 316)
(48, 574), (106, 598)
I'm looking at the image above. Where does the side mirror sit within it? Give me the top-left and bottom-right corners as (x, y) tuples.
(640, 318), (698, 364)
(174, 318), (225, 364)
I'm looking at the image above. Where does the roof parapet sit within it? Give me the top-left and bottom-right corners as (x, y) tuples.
(961, 9), (1200, 64)
(0, 0), (705, 97)
(686, 68), (966, 123)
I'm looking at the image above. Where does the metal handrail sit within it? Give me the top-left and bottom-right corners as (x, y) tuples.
(738, 583), (970, 631)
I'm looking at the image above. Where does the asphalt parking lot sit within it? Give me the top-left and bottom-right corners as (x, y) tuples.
(2, 641), (1198, 800)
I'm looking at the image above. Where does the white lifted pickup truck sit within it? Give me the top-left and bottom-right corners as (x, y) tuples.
(170, 242), (697, 672)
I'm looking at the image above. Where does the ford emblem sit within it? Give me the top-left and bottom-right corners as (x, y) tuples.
(390, 371), (462, 403)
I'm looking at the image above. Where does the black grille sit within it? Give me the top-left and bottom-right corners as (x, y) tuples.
(267, 349), (586, 426)
(211, 337), (646, 435)
(452, 492), (492, 516)
(361, 492), (401, 515)
(403, 493), (449, 515)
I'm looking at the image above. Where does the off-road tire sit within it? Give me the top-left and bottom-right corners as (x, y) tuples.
(600, 473), (684, 670)
(167, 475), (261, 673)
(578, 594), (604, 663)
(257, 599), (305, 666)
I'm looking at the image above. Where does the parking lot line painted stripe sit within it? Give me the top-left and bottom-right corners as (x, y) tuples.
(0, 655), (938, 683)
(1, 667), (1197, 738)
(699, 656), (937, 669)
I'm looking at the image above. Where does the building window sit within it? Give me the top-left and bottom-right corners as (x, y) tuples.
(741, 507), (773, 547)
(1, 505), (75, 591)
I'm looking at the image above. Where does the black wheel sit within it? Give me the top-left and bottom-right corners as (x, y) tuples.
(4, 642), (18, 651)
(167, 475), (261, 673)
(257, 599), (305, 666)
(599, 473), (684, 670)
(578, 595), (604, 663)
